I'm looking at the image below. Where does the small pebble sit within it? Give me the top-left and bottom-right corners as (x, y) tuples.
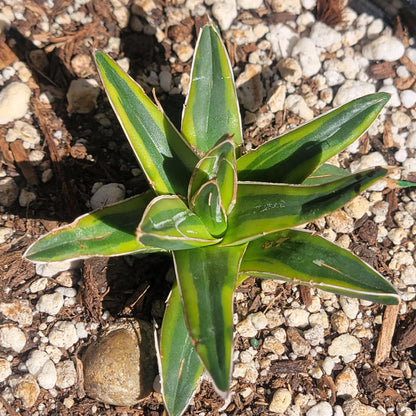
(56, 360), (77, 389)
(0, 359), (12, 382)
(0, 325), (26, 353)
(284, 308), (310, 328)
(36, 293), (64, 316)
(335, 366), (359, 398)
(269, 388), (292, 413)
(0, 81), (31, 124)
(343, 399), (383, 416)
(66, 79), (100, 114)
(48, 321), (79, 349)
(90, 183), (126, 210)
(0, 299), (33, 326)
(0, 177), (19, 207)
(340, 296), (359, 320)
(328, 334), (361, 358)
(306, 401), (333, 416)
(9, 374), (40, 408)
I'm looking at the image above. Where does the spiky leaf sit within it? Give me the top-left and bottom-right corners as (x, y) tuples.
(95, 51), (198, 196)
(240, 229), (399, 304)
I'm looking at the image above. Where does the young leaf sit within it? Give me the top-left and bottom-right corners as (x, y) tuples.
(173, 244), (247, 392)
(181, 23), (242, 155)
(221, 167), (388, 246)
(188, 135), (237, 214)
(95, 51), (198, 196)
(160, 283), (204, 416)
(137, 195), (220, 250)
(190, 180), (227, 238)
(24, 191), (162, 263)
(239, 229), (400, 305)
(237, 93), (389, 183)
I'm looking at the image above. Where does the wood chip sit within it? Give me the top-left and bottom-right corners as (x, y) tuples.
(400, 55), (416, 75)
(374, 304), (400, 364)
(9, 140), (40, 186)
(0, 35), (18, 70)
(0, 134), (15, 169)
(270, 359), (312, 374)
(368, 62), (396, 80)
(383, 119), (395, 148)
(394, 75), (415, 90)
(359, 132), (370, 154)
(299, 285), (312, 307)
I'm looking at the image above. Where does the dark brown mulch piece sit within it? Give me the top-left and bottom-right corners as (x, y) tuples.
(356, 218), (378, 245)
(316, 0), (346, 27)
(9, 140), (40, 186)
(0, 33), (18, 70)
(384, 189), (399, 228)
(0, 133), (15, 169)
(368, 62), (397, 80)
(299, 285), (312, 307)
(396, 309), (416, 350)
(270, 359), (312, 374)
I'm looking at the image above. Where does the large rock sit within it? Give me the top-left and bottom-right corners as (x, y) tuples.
(0, 82), (31, 124)
(83, 318), (156, 406)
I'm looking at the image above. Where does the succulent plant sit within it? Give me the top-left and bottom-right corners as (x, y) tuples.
(25, 22), (402, 416)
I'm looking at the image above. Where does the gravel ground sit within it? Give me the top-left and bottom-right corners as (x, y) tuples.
(0, 0), (416, 415)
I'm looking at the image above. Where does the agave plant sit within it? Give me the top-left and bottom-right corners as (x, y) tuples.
(25, 23), (402, 416)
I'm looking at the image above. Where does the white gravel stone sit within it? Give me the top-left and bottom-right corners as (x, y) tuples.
(331, 311), (350, 333)
(172, 42), (194, 62)
(0, 358), (12, 382)
(268, 84), (286, 113)
(403, 158), (416, 176)
(284, 308), (309, 328)
(236, 317), (257, 337)
(328, 334), (361, 357)
(250, 311), (268, 330)
(322, 356), (336, 375)
(306, 401), (333, 416)
(292, 38), (321, 77)
(277, 57), (302, 83)
(19, 189), (37, 207)
(0, 81), (31, 124)
(0, 177), (19, 207)
(30, 277), (48, 293)
(9, 374), (40, 408)
(389, 251), (413, 271)
(406, 131), (416, 149)
(336, 366), (359, 398)
(309, 311), (329, 328)
(36, 260), (79, 278)
(350, 151), (387, 173)
(378, 85), (400, 107)
(343, 399), (383, 416)
(0, 299), (32, 326)
(26, 349), (49, 376)
(287, 327), (311, 356)
(388, 228), (407, 245)
(0, 226), (14, 243)
(270, 388), (292, 413)
(333, 80), (376, 107)
(362, 35), (405, 61)
(237, 0), (263, 8)
(271, 0), (301, 14)
(0, 325), (26, 352)
(344, 196), (369, 220)
(6, 120), (41, 149)
(56, 360), (77, 389)
(302, 0), (316, 9)
(285, 94), (313, 120)
(304, 325), (325, 346)
(36, 293), (64, 316)
(367, 18), (383, 39)
(48, 321), (79, 349)
(402, 265), (416, 285)
(268, 23), (300, 60)
(310, 21), (341, 51)
(394, 211), (414, 229)
(263, 336), (285, 355)
(90, 183), (126, 210)
(212, 0), (237, 31)
(326, 210), (354, 234)
(66, 78), (100, 114)
(37, 359), (57, 389)
(340, 296), (359, 320)
(391, 111), (411, 128)
(400, 90), (416, 108)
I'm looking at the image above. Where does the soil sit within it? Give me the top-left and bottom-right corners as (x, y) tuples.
(1, 1), (416, 415)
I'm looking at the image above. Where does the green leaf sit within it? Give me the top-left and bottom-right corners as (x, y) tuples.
(173, 244), (247, 392)
(181, 23), (242, 155)
(160, 283), (204, 416)
(237, 93), (389, 183)
(240, 229), (400, 305)
(302, 163), (349, 185)
(190, 180), (227, 238)
(188, 135), (237, 214)
(137, 195), (220, 250)
(24, 191), (162, 263)
(221, 167), (388, 246)
(95, 51), (198, 196)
